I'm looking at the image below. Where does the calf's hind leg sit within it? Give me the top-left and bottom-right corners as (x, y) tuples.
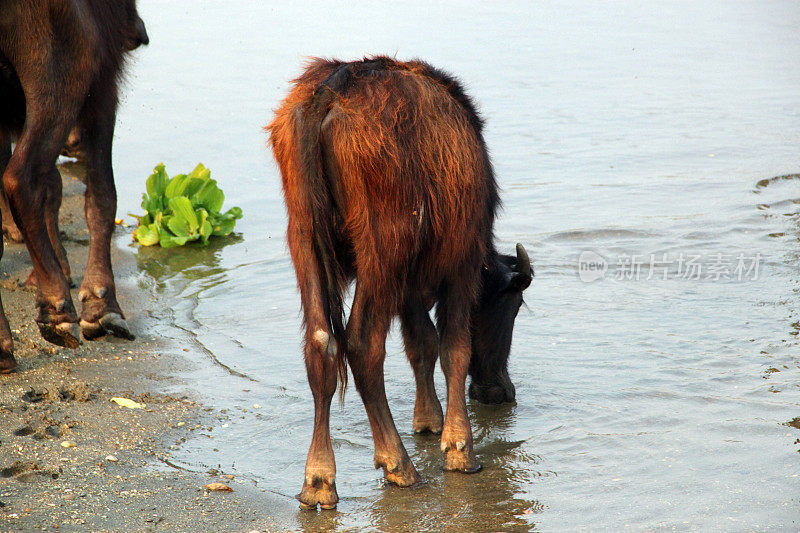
(290, 224), (340, 510)
(401, 299), (443, 434)
(348, 284), (421, 487)
(299, 319), (339, 510)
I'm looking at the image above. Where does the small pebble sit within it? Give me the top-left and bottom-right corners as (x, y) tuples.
(106, 455), (118, 462)
(204, 482), (233, 492)
(61, 440), (76, 448)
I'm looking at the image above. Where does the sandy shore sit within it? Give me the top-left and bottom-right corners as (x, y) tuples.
(0, 164), (298, 532)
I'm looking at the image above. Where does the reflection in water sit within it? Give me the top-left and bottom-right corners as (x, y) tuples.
(296, 508), (343, 533)
(133, 234), (256, 382)
(135, 233), (244, 286)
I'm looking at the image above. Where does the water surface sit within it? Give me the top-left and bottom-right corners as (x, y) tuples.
(111, 2), (800, 530)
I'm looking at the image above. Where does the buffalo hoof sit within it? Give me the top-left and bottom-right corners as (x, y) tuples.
(413, 422), (443, 435)
(79, 285), (134, 341)
(0, 350), (16, 374)
(441, 437), (481, 473)
(468, 381), (516, 404)
(80, 312), (134, 341)
(375, 455), (421, 487)
(413, 412), (443, 434)
(298, 474), (338, 510)
(37, 320), (81, 349)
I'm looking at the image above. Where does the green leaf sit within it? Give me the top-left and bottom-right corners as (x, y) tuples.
(169, 197), (199, 233)
(146, 164), (168, 200)
(212, 217), (236, 236)
(200, 220), (213, 244)
(193, 179), (225, 212)
(183, 177), (206, 199)
(224, 206), (243, 220)
(188, 163), (211, 181)
(146, 196), (163, 217)
(165, 173), (189, 199)
(159, 232), (189, 248)
(135, 223), (160, 246)
(166, 213), (191, 237)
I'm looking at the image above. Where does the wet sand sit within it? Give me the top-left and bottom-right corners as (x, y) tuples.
(0, 165), (297, 532)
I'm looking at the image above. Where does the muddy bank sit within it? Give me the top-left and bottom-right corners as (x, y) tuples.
(0, 164), (297, 532)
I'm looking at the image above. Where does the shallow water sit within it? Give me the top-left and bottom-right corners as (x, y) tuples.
(111, 1), (799, 530)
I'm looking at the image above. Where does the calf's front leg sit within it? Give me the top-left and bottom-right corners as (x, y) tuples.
(401, 299), (443, 434)
(436, 280), (481, 473)
(348, 285), (420, 487)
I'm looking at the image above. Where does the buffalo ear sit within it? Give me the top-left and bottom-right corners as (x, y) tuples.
(509, 271), (532, 291)
(508, 243), (533, 291)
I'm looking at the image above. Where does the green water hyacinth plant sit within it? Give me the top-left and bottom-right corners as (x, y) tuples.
(132, 163), (243, 248)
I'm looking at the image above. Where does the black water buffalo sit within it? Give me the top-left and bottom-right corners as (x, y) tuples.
(268, 57), (533, 509)
(0, 0), (149, 372)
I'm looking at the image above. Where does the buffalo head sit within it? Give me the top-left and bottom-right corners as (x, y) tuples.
(469, 243), (533, 404)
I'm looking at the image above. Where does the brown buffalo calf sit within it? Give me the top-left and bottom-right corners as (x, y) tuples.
(0, 0), (148, 372)
(268, 57), (532, 509)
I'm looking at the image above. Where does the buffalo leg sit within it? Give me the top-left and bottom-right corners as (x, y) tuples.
(44, 167), (70, 282)
(0, 141), (17, 374)
(401, 299), (443, 434)
(0, 133), (22, 243)
(348, 284), (420, 487)
(24, 167), (71, 288)
(0, 299), (14, 373)
(299, 324), (339, 510)
(436, 278), (481, 473)
(1, 25), (87, 347)
(76, 98), (132, 340)
(3, 118), (81, 348)
(290, 224), (339, 510)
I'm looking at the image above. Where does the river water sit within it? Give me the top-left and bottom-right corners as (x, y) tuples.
(109, 1), (800, 530)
